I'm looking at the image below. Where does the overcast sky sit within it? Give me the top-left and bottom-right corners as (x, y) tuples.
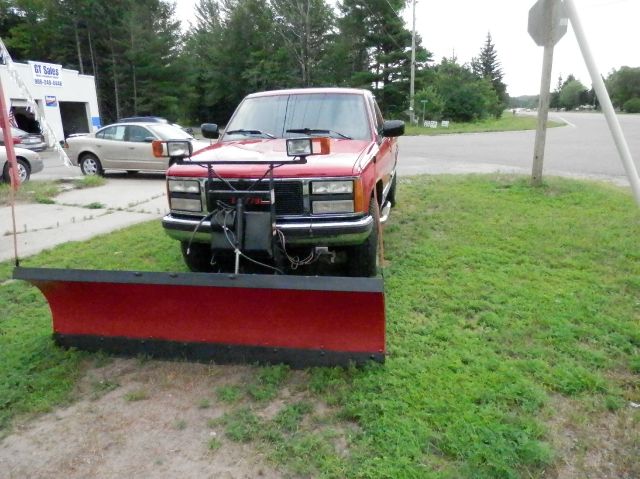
(174, 0), (638, 97)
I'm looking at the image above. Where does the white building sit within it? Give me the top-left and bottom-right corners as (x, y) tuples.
(0, 59), (100, 144)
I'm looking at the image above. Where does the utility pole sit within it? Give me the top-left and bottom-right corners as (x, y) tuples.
(409, 0), (416, 125)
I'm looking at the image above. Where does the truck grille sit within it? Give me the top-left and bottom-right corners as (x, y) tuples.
(205, 180), (304, 216)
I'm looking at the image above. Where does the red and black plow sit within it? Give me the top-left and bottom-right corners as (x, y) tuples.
(13, 267), (385, 367)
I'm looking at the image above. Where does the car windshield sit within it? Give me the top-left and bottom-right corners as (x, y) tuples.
(223, 93), (371, 141)
(148, 123), (193, 140)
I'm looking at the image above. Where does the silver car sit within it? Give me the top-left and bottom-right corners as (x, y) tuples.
(0, 146), (44, 183)
(65, 122), (208, 176)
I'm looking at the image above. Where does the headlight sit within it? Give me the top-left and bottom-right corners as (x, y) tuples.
(170, 198), (202, 212)
(286, 138), (312, 156)
(168, 180), (200, 193)
(312, 200), (354, 214)
(167, 141), (191, 157)
(312, 180), (353, 194)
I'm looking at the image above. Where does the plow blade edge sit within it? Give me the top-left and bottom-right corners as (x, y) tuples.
(14, 267), (385, 367)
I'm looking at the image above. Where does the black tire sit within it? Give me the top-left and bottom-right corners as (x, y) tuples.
(80, 153), (104, 176)
(180, 241), (214, 272)
(3, 158), (30, 184)
(346, 199), (379, 277)
(387, 174), (397, 207)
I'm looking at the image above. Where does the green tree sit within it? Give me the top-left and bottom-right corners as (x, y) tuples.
(415, 85), (444, 122)
(184, 0), (291, 123)
(623, 97), (640, 113)
(270, 0), (335, 85)
(559, 77), (587, 110)
(435, 58), (498, 122)
(550, 75), (563, 110)
(335, 0), (431, 116)
(471, 32), (508, 117)
(606, 66), (640, 109)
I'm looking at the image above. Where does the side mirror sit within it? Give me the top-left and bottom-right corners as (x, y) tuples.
(143, 137), (155, 143)
(201, 123), (219, 139)
(382, 120), (405, 137)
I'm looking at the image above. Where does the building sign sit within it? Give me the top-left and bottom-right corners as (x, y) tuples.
(28, 61), (63, 88)
(45, 95), (57, 107)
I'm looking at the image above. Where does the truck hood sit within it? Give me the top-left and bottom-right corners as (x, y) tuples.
(170, 138), (373, 178)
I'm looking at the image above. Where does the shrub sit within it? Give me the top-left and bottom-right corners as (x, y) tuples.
(623, 97), (640, 113)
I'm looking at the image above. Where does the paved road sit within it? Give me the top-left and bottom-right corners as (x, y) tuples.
(398, 111), (640, 185)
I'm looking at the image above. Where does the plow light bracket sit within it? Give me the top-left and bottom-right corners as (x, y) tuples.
(152, 139), (193, 160)
(286, 137), (330, 160)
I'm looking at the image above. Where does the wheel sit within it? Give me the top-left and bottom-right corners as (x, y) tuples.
(80, 153), (104, 176)
(387, 174), (397, 206)
(180, 241), (214, 272)
(346, 199), (379, 277)
(3, 158), (30, 184)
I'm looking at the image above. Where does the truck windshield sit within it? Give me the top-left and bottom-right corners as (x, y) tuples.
(223, 93), (371, 141)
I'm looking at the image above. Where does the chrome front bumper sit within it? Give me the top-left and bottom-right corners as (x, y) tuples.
(162, 213), (374, 246)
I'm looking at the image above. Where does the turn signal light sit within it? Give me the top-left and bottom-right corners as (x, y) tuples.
(152, 140), (164, 158)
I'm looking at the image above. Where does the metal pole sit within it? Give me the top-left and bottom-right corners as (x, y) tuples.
(531, 0), (557, 187)
(0, 76), (21, 266)
(564, 0), (640, 206)
(409, 0), (416, 125)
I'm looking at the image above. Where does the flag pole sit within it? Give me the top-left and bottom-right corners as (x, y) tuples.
(0, 75), (21, 266)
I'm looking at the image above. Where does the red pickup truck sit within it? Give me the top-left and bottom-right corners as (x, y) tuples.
(161, 88), (404, 277)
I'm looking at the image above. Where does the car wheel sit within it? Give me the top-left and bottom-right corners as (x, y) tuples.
(346, 199), (379, 277)
(80, 154), (104, 176)
(180, 242), (214, 272)
(2, 158), (30, 184)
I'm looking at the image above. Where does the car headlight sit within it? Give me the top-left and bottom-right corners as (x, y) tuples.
(311, 180), (353, 194)
(170, 197), (202, 212)
(312, 200), (354, 214)
(168, 180), (200, 193)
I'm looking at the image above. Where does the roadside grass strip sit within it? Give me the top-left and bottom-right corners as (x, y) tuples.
(405, 116), (563, 136)
(1, 175), (638, 478)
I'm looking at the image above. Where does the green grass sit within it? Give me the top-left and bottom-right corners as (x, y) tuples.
(124, 389), (148, 402)
(0, 176), (105, 205)
(1, 175), (638, 478)
(405, 115), (563, 136)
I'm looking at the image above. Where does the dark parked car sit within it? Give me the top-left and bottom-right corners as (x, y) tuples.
(0, 127), (47, 152)
(117, 116), (193, 135)
(117, 116), (168, 124)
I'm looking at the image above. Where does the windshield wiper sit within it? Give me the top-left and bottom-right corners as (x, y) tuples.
(286, 128), (352, 139)
(225, 129), (275, 139)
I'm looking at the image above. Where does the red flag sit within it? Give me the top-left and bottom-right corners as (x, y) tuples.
(8, 108), (18, 128)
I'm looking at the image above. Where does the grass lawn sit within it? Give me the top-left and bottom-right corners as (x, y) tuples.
(405, 115), (564, 136)
(1, 175), (638, 478)
(0, 175), (105, 205)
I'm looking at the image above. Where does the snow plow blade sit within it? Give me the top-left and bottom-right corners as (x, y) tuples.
(14, 267), (385, 367)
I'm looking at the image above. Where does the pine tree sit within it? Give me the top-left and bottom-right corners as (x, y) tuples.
(471, 32), (507, 117)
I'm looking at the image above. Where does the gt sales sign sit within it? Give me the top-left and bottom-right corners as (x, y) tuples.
(29, 61), (63, 88)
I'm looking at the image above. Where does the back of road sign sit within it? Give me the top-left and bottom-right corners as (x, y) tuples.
(528, 0), (568, 47)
